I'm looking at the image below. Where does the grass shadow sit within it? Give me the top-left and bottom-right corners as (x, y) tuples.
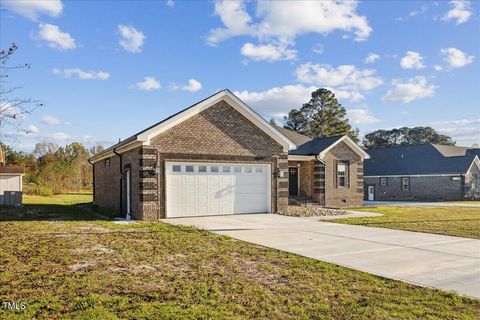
(0, 202), (110, 222)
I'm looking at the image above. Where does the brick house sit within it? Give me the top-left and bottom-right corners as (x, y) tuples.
(364, 144), (480, 201)
(90, 90), (369, 220)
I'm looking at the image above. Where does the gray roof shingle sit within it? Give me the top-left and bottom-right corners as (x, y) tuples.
(289, 135), (344, 155)
(364, 144), (476, 176)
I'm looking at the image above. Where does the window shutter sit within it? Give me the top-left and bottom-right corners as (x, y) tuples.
(346, 161), (350, 188)
(334, 160), (338, 188)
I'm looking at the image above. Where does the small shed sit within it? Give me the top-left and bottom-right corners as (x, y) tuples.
(0, 166), (24, 205)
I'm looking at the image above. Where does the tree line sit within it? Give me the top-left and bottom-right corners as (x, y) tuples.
(281, 88), (456, 149)
(1, 142), (104, 195)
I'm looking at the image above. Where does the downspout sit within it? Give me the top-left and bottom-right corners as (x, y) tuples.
(88, 159), (95, 204)
(113, 148), (123, 214)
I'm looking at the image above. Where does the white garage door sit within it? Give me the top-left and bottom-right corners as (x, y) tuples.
(166, 162), (271, 218)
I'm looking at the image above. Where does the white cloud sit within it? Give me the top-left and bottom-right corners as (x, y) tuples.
(430, 118), (480, 126)
(347, 109), (379, 124)
(442, 1), (472, 24)
(2, 0), (63, 20)
(118, 24), (145, 53)
(437, 127), (479, 141)
(26, 124), (39, 135)
(440, 47), (474, 68)
(382, 76), (436, 103)
(365, 53), (380, 64)
(396, 4), (429, 22)
(240, 42), (296, 62)
(52, 68), (110, 80)
(206, 0), (372, 46)
(37, 23), (76, 50)
(400, 51), (425, 69)
(49, 132), (71, 142)
(295, 63), (383, 91)
(235, 84), (364, 119)
(166, 0), (174, 7)
(434, 65), (443, 71)
(171, 79), (202, 93)
(312, 44), (324, 54)
(235, 85), (315, 118)
(135, 77), (161, 91)
(41, 115), (62, 125)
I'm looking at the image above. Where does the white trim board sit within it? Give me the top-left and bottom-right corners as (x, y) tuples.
(137, 90), (296, 152)
(319, 136), (370, 160)
(90, 90), (297, 163)
(288, 155), (316, 161)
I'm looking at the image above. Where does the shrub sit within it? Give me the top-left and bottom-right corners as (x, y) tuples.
(23, 184), (53, 196)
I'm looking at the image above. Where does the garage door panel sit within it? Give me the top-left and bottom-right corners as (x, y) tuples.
(166, 162), (271, 217)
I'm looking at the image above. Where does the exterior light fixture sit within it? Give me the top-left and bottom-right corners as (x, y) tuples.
(150, 164), (161, 176)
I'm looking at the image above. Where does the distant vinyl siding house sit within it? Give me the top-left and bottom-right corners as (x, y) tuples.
(90, 90), (369, 220)
(0, 166), (24, 205)
(364, 144), (480, 201)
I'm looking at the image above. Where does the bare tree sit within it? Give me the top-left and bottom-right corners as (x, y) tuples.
(0, 43), (43, 142)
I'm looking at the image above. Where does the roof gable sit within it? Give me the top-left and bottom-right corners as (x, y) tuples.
(272, 125), (312, 147)
(290, 135), (370, 160)
(90, 90), (296, 162)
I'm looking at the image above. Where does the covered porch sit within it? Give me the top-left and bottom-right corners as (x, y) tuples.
(288, 155), (325, 206)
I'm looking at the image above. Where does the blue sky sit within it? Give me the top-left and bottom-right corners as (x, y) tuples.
(1, 0), (479, 151)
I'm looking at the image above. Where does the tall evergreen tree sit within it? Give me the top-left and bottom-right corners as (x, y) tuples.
(283, 88), (359, 142)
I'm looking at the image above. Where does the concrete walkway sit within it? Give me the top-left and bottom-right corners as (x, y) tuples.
(314, 210), (383, 220)
(364, 200), (480, 207)
(165, 213), (480, 298)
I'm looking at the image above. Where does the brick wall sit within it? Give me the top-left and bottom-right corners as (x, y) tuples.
(324, 141), (364, 207)
(94, 155), (121, 211)
(364, 175), (464, 201)
(150, 100), (283, 157)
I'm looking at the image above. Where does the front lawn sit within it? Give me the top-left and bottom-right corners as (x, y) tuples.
(0, 195), (479, 319)
(338, 206), (480, 239)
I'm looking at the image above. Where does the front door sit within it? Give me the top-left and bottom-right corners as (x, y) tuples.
(367, 185), (375, 201)
(289, 167), (298, 196)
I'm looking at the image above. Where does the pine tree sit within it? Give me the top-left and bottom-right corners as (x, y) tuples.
(284, 88), (359, 142)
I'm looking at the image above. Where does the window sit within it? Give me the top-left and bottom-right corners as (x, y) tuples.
(105, 158), (110, 166)
(210, 166), (219, 173)
(186, 165), (194, 173)
(255, 167), (263, 173)
(337, 162), (347, 187)
(172, 165), (181, 172)
(380, 177), (387, 186)
(402, 177), (410, 191)
(198, 165), (207, 173)
(245, 166), (252, 173)
(222, 166), (230, 173)
(234, 166), (241, 173)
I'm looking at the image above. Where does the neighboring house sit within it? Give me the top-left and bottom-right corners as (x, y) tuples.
(90, 90), (369, 220)
(0, 166), (23, 205)
(364, 144), (480, 201)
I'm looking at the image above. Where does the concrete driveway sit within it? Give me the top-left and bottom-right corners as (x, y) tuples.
(165, 214), (480, 298)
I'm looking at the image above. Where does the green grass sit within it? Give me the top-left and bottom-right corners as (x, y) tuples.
(445, 200), (480, 204)
(0, 195), (479, 319)
(337, 206), (480, 239)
